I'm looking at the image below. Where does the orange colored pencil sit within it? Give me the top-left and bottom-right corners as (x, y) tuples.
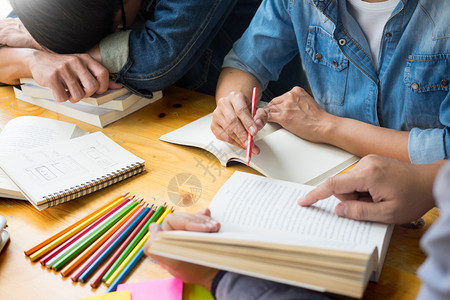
(59, 203), (142, 277)
(29, 196), (130, 262)
(25, 193), (128, 256)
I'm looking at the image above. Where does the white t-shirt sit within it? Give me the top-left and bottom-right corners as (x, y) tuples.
(347, 0), (400, 70)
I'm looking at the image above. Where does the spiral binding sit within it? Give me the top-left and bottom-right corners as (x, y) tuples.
(42, 162), (146, 209)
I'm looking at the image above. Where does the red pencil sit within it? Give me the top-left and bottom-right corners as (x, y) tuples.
(70, 204), (149, 281)
(90, 207), (156, 288)
(246, 87), (258, 166)
(39, 197), (132, 266)
(25, 193), (129, 257)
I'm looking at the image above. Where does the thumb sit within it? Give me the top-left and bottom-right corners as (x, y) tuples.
(108, 80), (123, 90)
(254, 108), (268, 131)
(336, 201), (389, 223)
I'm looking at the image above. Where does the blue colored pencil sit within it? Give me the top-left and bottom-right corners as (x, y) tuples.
(78, 207), (151, 282)
(106, 247), (145, 293)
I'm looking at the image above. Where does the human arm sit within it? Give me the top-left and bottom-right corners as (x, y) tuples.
(212, 67), (264, 153)
(0, 46), (110, 102)
(298, 155), (445, 224)
(143, 209), (220, 291)
(99, 0), (243, 95)
(259, 87), (411, 162)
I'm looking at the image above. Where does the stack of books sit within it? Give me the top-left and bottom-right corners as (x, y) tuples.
(14, 78), (162, 128)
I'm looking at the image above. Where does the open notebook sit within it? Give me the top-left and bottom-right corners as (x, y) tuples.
(160, 113), (359, 185)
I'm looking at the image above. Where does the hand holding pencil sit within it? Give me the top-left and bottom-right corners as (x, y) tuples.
(211, 85), (265, 155)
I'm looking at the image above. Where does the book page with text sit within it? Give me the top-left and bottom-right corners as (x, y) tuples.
(210, 171), (388, 255)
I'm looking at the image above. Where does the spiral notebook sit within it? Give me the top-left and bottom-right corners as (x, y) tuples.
(0, 132), (145, 210)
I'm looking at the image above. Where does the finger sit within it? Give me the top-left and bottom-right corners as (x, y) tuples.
(76, 67), (99, 98)
(335, 201), (393, 223)
(162, 212), (220, 233)
(86, 58), (110, 94)
(48, 80), (70, 102)
(60, 68), (86, 103)
(298, 172), (368, 206)
(212, 105), (246, 148)
(108, 80), (123, 90)
(230, 94), (257, 136)
(222, 98), (248, 147)
(196, 208), (211, 217)
(254, 108), (268, 131)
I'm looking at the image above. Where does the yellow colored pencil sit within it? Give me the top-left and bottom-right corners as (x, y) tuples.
(29, 196), (127, 262)
(105, 206), (173, 285)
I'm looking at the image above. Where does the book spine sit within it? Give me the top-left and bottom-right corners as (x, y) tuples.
(42, 163), (146, 209)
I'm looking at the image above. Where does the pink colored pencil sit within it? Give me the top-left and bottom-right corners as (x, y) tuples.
(40, 197), (132, 266)
(25, 193), (129, 257)
(90, 207), (155, 288)
(70, 204), (148, 282)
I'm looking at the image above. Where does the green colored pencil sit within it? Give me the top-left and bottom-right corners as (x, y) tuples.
(102, 205), (165, 281)
(50, 201), (139, 271)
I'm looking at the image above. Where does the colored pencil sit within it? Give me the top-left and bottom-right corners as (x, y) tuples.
(90, 207), (156, 288)
(29, 195), (129, 262)
(44, 198), (134, 268)
(24, 193), (128, 256)
(50, 200), (139, 271)
(39, 197), (132, 266)
(102, 205), (165, 282)
(106, 232), (150, 288)
(72, 205), (150, 282)
(107, 247), (145, 292)
(105, 207), (173, 288)
(60, 203), (143, 277)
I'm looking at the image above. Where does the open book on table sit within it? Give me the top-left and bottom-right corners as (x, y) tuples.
(0, 116), (145, 210)
(148, 171), (394, 299)
(159, 113), (359, 185)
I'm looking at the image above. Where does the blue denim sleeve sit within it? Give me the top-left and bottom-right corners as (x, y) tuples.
(408, 91), (450, 164)
(111, 0), (240, 96)
(214, 271), (331, 300)
(222, 0), (299, 89)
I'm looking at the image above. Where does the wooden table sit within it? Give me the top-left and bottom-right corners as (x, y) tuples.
(0, 86), (438, 300)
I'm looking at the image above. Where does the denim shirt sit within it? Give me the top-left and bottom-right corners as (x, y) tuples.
(99, 0), (262, 97)
(223, 0), (450, 164)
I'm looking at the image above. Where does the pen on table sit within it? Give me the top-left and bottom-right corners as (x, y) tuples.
(246, 87), (258, 166)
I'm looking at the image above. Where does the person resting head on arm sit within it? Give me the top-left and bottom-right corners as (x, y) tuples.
(1, 0), (306, 104)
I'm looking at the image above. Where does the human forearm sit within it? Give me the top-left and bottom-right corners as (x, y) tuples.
(0, 47), (34, 84)
(323, 115), (410, 161)
(216, 68), (261, 103)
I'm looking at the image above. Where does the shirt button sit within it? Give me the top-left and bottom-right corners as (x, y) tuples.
(441, 79), (448, 87)
(339, 38), (346, 46)
(385, 32), (392, 37)
(411, 83), (419, 90)
(315, 53), (323, 60)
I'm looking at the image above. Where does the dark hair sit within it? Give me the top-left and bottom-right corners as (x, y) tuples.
(10, 0), (121, 53)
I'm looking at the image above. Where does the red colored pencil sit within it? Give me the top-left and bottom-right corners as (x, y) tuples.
(40, 197), (132, 266)
(90, 207), (155, 288)
(25, 193), (128, 256)
(70, 204), (148, 281)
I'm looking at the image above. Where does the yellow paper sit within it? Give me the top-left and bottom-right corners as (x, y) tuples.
(79, 290), (131, 300)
